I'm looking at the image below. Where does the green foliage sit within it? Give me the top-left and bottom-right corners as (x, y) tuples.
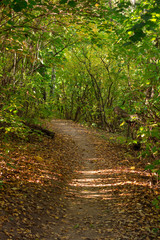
(0, 0), (78, 137)
(0, 180), (3, 189)
(145, 158), (160, 209)
(145, 159), (160, 173)
(0, 0), (159, 192)
(11, 0), (28, 12)
(152, 196), (160, 209)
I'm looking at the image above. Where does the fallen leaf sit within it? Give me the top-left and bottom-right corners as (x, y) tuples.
(35, 156), (43, 162)
(130, 166), (135, 170)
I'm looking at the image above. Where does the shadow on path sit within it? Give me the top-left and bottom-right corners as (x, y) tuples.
(48, 119), (159, 240)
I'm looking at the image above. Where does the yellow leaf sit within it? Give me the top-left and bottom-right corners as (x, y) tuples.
(128, 31), (133, 36)
(35, 156), (43, 162)
(130, 166), (135, 170)
(151, 18), (157, 22)
(120, 121), (125, 127)
(93, 28), (98, 33)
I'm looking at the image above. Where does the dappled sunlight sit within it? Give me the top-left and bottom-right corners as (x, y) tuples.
(0, 153), (64, 187)
(70, 180), (150, 188)
(77, 168), (151, 177)
(68, 164), (152, 200)
(86, 157), (105, 162)
(0, 150), (152, 193)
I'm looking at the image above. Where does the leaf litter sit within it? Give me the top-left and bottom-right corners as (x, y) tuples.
(0, 119), (160, 239)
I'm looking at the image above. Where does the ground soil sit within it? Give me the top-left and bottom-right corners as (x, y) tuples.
(0, 119), (160, 239)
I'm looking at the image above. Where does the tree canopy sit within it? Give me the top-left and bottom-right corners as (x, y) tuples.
(0, 0), (160, 167)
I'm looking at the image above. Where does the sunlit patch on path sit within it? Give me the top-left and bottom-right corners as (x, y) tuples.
(47, 120), (160, 240)
(68, 164), (152, 200)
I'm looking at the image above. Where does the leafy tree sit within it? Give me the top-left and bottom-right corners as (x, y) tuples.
(0, 0), (159, 167)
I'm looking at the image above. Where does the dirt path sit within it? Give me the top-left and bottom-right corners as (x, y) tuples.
(1, 119), (159, 239)
(46, 119), (160, 240)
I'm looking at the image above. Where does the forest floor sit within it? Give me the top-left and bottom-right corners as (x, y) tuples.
(0, 119), (160, 240)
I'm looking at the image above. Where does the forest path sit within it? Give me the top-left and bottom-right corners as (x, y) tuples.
(46, 119), (159, 240)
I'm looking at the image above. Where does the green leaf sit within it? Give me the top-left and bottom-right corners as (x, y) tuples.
(74, 224), (79, 228)
(141, 13), (152, 21)
(53, 8), (59, 13)
(0, 181), (3, 189)
(152, 146), (158, 154)
(154, 160), (160, 166)
(7, 20), (15, 25)
(129, 30), (146, 42)
(47, 5), (54, 11)
(68, 1), (77, 7)
(152, 198), (160, 209)
(151, 128), (160, 139)
(28, 0), (36, 6)
(7, 162), (16, 169)
(12, 0), (28, 12)
(2, 0), (10, 6)
(59, 0), (68, 4)
(131, 22), (146, 31)
(145, 164), (154, 170)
